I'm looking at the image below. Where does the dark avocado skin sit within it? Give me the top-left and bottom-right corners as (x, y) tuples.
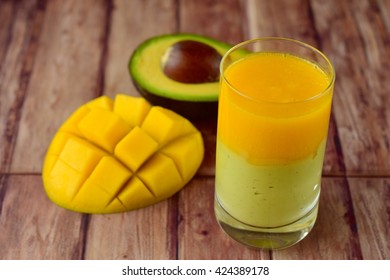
(133, 82), (218, 120)
(129, 33), (232, 120)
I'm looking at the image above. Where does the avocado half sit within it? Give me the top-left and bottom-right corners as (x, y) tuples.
(129, 34), (233, 119)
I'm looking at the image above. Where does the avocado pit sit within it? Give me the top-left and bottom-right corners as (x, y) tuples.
(162, 40), (222, 84)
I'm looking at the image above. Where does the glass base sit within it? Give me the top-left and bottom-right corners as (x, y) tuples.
(214, 196), (319, 250)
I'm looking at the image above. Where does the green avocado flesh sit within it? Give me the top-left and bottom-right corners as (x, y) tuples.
(129, 34), (232, 118)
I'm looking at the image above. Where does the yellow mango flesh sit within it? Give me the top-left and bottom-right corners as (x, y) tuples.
(42, 94), (204, 213)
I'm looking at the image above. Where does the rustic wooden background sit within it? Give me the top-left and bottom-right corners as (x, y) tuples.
(0, 0), (389, 260)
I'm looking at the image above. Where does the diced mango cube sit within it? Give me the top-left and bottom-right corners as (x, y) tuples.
(117, 177), (155, 210)
(78, 108), (131, 153)
(104, 199), (127, 213)
(45, 132), (73, 157)
(114, 94), (151, 126)
(73, 179), (113, 212)
(86, 96), (114, 111)
(42, 154), (58, 177)
(141, 107), (194, 145)
(58, 137), (105, 173)
(88, 156), (132, 196)
(46, 158), (86, 200)
(114, 126), (158, 172)
(45, 136), (106, 203)
(59, 106), (90, 136)
(137, 153), (183, 199)
(160, 133), (204, 183)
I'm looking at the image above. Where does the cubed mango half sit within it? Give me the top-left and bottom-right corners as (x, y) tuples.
(42, 94), (204, 214)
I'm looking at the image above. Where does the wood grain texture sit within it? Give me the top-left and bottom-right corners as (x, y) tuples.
(179, 0), (246, 44)
(349, 178), (390, 259)
(378, 0), (390, 34)
(103, 0), (178, 99)
(246, 0), (318, 45)
(0, 0), (389, 260)
(311, 0), (390, 175)
(84, 199), (177, 260)
(10, 0), (108, 173)
(0, 175), (85, 259)
(0, 0), (44, 174)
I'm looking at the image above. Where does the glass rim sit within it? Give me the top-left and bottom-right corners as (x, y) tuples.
(220, 37), (336, 105)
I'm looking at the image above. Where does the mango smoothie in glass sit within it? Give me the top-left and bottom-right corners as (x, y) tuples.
(214, 38), (335, 249)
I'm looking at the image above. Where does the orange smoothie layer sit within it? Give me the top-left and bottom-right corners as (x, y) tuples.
(218, 52), (333, 165)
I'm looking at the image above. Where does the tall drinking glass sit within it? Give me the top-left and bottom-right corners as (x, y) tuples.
(214, 38), (335, 249)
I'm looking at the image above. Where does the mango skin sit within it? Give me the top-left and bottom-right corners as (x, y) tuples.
(42, 94), (204, 214)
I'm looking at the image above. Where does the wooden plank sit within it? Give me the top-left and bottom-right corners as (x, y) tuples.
(377, 0), (390, 35)
(103, 0), (178, 99)
(84, 199), (177, 259)
(84, 0), (179, 260)
(349, 178), (390, 259)
(273, 178), (362, 259)
(311, 0), (390, 175)
(179, 0), (246, 44)
(1, 0), (388, 261)
(246, 0), (317, 45)
(0, 175), (85, 259)
(0, 0), (44, 173)
(0, 0), (14, 66)
(10, 0), (108, 173)
(178, 177), (271, 259)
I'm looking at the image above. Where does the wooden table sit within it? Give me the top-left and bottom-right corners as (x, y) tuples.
(0, 0), (389, 260)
